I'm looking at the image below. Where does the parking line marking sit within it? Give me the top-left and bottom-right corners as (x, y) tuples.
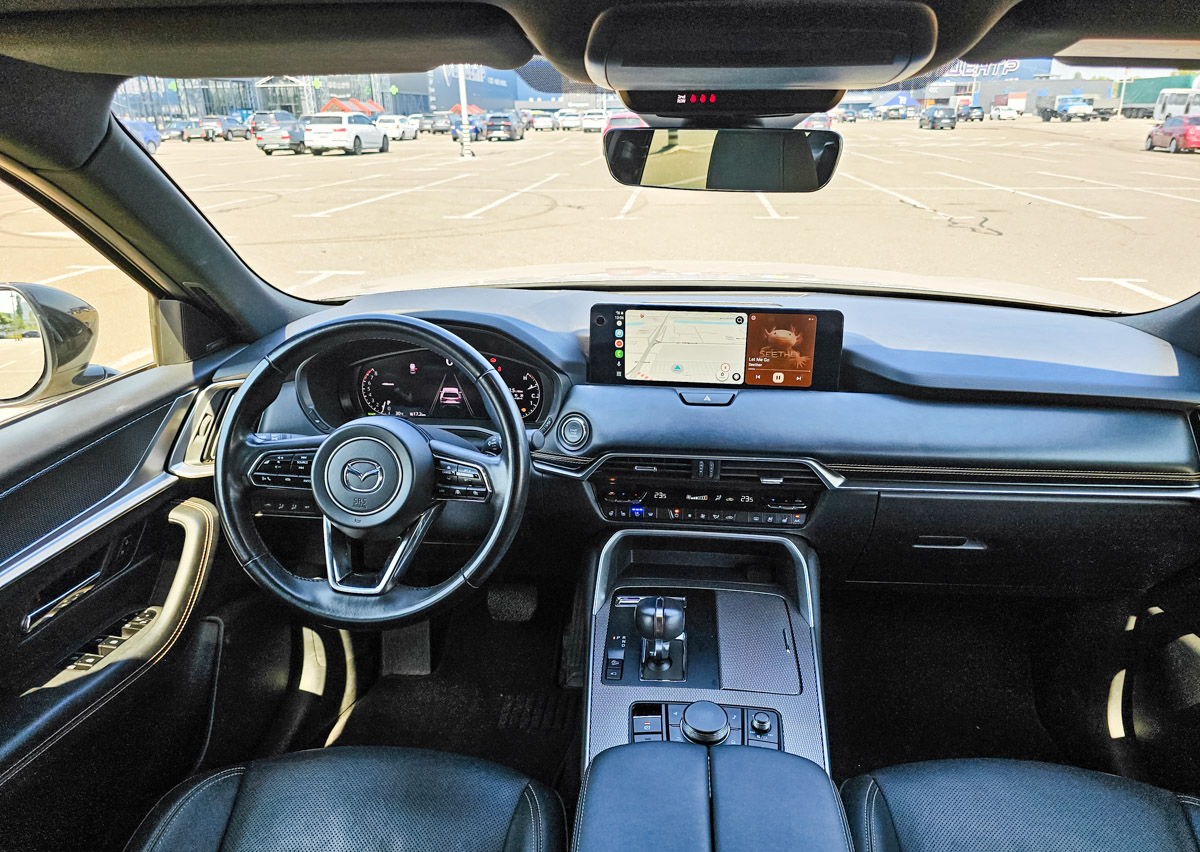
(297, 174), (471, 218)
(579, 156), (604, 166)
(23, 231), (81, 239)
(754, 192), (797, 219)
(1078, 277), (1172, 305)
(35, 265), (115, 284)
(610, 187), (642, 220)
(904, 149), (967, 162)
(279, 175), (386, 194)
(0, 361), (14, 370)
(506, 152), (557, 166)
(934, 172), (1144, 220)
(192, 174), (295, 191)
(296, 270), (366, 290)
(1136, 171), (1200, 183)
(109, 348), (153, 370)
(847, 151), (897, 165)
(985, 151), (1058, 163)
(445, 173), (562, 219)
(1037, 171), (1200, 205)
(840, 173), (970, 221)
(201, 197), (255, 211)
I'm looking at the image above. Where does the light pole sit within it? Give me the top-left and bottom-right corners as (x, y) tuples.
(457, 64), (474, 158)
(1115, 68), (1129, 120)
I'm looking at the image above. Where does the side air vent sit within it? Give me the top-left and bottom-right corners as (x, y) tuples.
(595, 457), (694, 480)
(719, 459), (823, 487)
(168, 381), (242, 478)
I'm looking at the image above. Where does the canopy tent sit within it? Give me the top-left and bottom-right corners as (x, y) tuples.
(448, 103), (486, 114)
(319, 97), (384, 115)
(883, 93), (919, 107)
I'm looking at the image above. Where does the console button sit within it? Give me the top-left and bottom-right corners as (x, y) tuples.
(633, 715), (663, 734)
(724, 707), (744, 729)
(605, 660), (624, 680)
(679, 391), (735, 406)
(558, 414), (590, 449)
(667, 704), (687, 726)
(667, 726), (686, 743)
(633, 733), (663, 743)
(681, 701), (731, 745)
(746, 738), (779, 750)
(746, 710), (780, 744)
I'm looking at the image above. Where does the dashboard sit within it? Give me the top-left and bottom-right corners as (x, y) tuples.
(238, 285), (1200, 597)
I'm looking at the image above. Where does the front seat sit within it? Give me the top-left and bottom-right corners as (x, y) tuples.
(125, 746), (565, 852)
(842, 758), (1200, 852)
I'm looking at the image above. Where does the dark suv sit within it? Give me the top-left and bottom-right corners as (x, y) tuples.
(957, 105), (985, 122)
(249, 110), (297, 134)
(919, 106), (957, 130)
(484, 111), (526, 141)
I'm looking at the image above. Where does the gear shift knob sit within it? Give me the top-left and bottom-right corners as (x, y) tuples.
(634, 596), (686, 642)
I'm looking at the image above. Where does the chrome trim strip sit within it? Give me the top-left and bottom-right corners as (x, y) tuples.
(535, 451), (844, 489)
(167, 380), (244, 479)
(585, 529), (829, 772)
(0, 391), (194, 592)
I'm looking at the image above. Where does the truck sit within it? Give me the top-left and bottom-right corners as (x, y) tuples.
(1036, 94), (1114, 122)
(1117, 75), (1197, 119)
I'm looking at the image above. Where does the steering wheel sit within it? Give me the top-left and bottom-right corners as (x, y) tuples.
(213, 314), (531, 628)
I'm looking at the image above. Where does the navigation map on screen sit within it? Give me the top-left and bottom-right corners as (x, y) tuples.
(621, 309), (747, 384)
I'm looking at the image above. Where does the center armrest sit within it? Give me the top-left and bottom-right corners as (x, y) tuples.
(574, 742), (851, 852)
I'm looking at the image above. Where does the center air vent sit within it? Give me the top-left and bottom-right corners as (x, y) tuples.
(596, 457), (694, 480)
(719, 459), (823, 487)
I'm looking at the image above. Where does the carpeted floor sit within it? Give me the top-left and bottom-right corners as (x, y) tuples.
(329, 586), (582, 794)
(821, 589), (1065, 784)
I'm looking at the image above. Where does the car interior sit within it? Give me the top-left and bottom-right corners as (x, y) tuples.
(2, 0), (1200, 850)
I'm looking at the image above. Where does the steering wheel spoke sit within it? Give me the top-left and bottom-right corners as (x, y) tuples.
(324, 504), (443, 595)
(240, 434), (323, 489)
(429, 439), (507, 503)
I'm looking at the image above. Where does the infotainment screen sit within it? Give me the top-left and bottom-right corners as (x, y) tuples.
(588, 304), (843, 390)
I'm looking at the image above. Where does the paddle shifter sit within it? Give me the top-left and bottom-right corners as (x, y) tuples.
(634, 595), (686, 681)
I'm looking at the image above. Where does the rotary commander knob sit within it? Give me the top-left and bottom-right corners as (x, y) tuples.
(681, 701), (730, 745)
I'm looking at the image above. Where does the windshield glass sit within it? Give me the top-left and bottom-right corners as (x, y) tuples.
(115, 60), (1200, 313)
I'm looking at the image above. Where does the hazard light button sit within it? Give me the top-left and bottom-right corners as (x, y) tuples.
(679, 391), (736, 406)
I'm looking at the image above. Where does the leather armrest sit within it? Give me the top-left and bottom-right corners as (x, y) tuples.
(574, 743), (711, 852)
(710, 746), (852, 852)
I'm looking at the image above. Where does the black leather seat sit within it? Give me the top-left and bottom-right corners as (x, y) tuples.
(125, 746), (565, 852)
(842, 758), (1200, 852)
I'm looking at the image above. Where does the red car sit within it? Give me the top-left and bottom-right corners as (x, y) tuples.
(797, 112), (833, 130)
(602, 111), (648, 134)
(1145, 115), (1200, 153)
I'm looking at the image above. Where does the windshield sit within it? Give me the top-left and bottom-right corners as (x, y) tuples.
(116, 61), (1200, 313)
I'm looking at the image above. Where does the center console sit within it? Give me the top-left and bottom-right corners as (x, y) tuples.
(576, 528), (845, 850)
(584, 529), (828, 768)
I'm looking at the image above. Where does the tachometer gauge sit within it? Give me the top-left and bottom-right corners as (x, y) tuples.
(360, 366), (413, 415)
(507, 370), (543, 420)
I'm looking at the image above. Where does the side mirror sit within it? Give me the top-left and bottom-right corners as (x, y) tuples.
(604, 128), (841, 192)
(0, 283), (111, 407)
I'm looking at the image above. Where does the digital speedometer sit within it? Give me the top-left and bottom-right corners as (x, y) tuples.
(355, 352), (545, 422)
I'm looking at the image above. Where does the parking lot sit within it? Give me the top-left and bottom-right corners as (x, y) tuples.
(2, 115), (1198, 372)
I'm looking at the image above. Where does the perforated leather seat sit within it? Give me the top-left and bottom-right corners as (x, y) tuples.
(125, 746), (565, 852)
(841, 758), (1200, 852)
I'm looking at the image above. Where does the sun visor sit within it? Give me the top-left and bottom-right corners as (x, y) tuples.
(0, 3), (534, 77)
(585, 0), (937, 93)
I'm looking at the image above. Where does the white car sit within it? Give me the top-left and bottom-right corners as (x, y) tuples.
(581, 110), (608, 132)
(990, 106), (1019, 120)
(530, 112), (559, 130)
(375, 115), (418, 140)
(304, 112), (388, 155)
(556, 109), (582, 130)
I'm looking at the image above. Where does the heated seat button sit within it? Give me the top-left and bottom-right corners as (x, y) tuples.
(633, 715), (663, 734)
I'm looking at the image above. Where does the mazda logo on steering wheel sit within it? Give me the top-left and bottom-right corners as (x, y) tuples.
(343, 459), (385, 493)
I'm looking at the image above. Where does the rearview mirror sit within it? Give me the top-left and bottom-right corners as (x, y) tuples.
(604, 128), (841, 192)
(0, 283), (111, 407)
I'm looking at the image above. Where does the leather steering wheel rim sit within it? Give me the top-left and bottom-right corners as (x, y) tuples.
(213, 313), (531, 628)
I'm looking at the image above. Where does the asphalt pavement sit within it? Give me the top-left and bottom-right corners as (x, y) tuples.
(2, 115), (1198, 385)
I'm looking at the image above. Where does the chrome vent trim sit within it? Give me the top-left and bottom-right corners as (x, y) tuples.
(167, 379), (243, 478)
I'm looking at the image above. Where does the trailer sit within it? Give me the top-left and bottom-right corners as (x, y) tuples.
(1118, 75), (1197, 119)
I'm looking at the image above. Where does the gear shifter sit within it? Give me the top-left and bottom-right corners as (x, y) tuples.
(634, 595), (686, 679)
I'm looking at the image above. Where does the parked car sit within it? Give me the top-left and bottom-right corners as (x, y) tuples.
(581, 109), (608, 132)
(483, 112), (525, 141)
(957, 105), (985, 122)
(248, 110), (297, 135)
(198, 115), (251, 141)
(430, 112), (453, 134)
(839, 110), (858, 123)
(450, 115), (485, 142)
(1145, 116), (1200, 153)
(530, 111), (559, 130)
(409, 113), (430, 131)
(519, 109), (534, 128)
(120, 120), (162, 154)
(375, 115), (419, 140)
(797, 113), (832, 130)
(256, 120), (306, 154)
(918, 106), (957, 129)
(556, 109), (582, 130)
(602, 111), (648, 134)
(990, 105), (1019, 120)
(305, 112), (388, 155)
(161, 120), (196, 141)
(882, 106), (907, 120)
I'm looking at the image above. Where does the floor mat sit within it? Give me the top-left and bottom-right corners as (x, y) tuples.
(821, 590), (1065, 784)
(330, 587), (582, 792)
